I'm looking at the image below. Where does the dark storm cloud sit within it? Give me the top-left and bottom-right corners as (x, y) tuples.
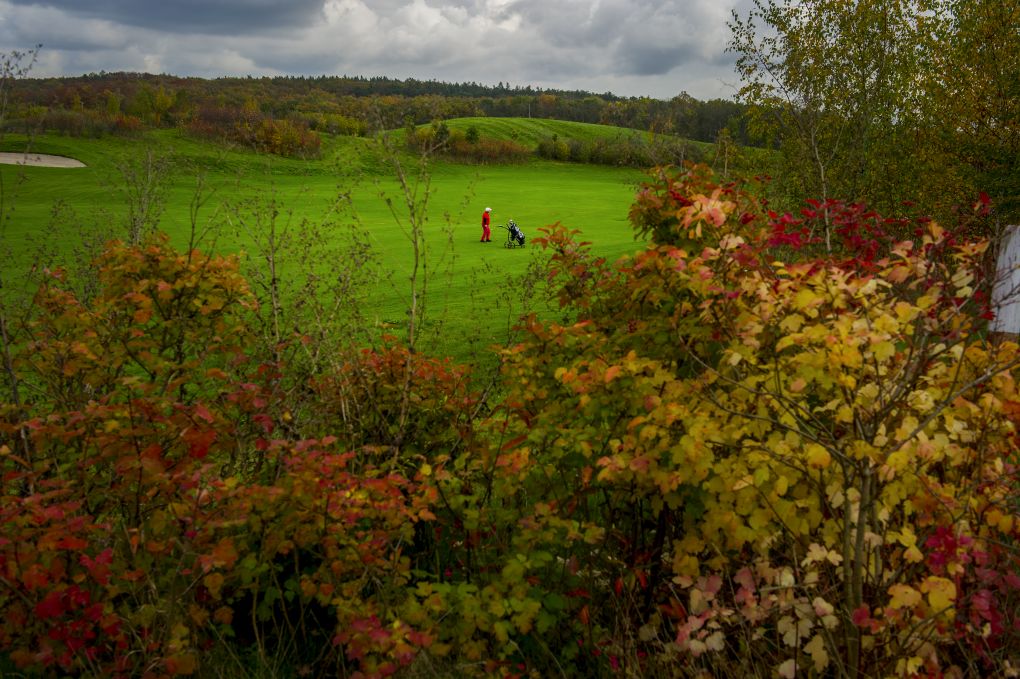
(5, 0), (327, 33)
(617, 43), (699, 77)
(0, 0), (758, 100)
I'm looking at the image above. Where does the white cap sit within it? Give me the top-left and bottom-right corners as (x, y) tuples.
(485, 207), (491, 212)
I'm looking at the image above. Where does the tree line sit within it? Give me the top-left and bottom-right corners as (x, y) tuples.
(8, 71), (751, 146)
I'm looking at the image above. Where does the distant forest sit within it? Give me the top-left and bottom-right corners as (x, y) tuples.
(9, 72), (751, 147)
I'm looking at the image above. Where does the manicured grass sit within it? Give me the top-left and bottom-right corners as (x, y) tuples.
(0, 125), (650, 361)
(442, 116), (716, 156)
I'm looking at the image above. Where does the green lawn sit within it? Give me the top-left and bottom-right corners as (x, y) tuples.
(0, 125), (650, 362)
(442, 116), (715, 154)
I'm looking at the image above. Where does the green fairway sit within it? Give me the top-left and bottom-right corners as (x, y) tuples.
(0, 124), (648, 362)
(443, 115), (715, 152)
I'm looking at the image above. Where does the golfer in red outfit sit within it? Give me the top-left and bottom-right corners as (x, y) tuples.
(481, 207), (492, 242)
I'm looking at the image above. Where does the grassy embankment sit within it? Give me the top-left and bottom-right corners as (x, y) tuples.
(0, 119), (698, 362)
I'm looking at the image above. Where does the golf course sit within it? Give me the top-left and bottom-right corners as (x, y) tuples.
(0, 120), (652, 363)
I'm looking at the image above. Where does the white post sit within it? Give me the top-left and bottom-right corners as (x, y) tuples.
(990, 225), (1020, 339)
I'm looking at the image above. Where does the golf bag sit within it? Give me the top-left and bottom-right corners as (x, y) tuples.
(503, 219), (526, 248)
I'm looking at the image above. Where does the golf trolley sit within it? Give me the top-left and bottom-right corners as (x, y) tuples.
(499, 219), (526, 249)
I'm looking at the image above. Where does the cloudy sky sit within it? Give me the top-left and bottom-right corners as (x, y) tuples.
(0, 0), (755, 101)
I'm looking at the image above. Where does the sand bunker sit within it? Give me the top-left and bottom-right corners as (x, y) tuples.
(0, 152), (86, 168)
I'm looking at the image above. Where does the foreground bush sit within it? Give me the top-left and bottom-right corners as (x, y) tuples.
(0, 239), (457, 677)
(473, 166), (1020, 676)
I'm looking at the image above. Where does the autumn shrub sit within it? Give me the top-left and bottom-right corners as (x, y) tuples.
(306, 340), (479, 466)
(397, 165), (1019, 677)
(248, 117), (321, 158)
(302, 111), (368, 137)
(187, 106), (321, 158)
(0, 238), (448, 677)
(466, 164), (1020, 677)
(405, 123), (529, 163)
(536, 135), (571, 162)
(12, 109), (144, 138)
(537, 134), (705, 170)
(444, 137), (530, 164)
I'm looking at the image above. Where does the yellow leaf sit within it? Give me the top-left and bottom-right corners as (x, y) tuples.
(896, 656), (924, 676)
(775, 335), (798, 352)
(812, 597), (834, 618)
(166, 653), (199, 675)
(921, 576), (956, 615)
(777, 615), (811, 646)
(775, 475), (789, 496)
(856, 383), (879, 406)
(203, 572), (225, 600)
(887, 584), (921, 609)
(907, 390), (935, 413)
(189, 604), (209, 626)
(780, 314), (805, 332)
(872, 340), (895, 361)
(894, 301), (918, 322)
(986, 508), (1015, 534)
(794, 288), (818, 311)
(690, 587), (707, 615)
(805, 633), (829, 671)
(805, 444), (831, 469)
(732, 475), (754, 491)
(895, 527), (917, 548)
(802, 543), (842, 567)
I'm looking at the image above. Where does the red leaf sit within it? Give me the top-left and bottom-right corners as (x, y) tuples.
(36, 590), (66, 619)
(187, 429), (217, 459)
(55, 536), (89, 550)
(193, 403), (215, 424)
(501, 434), (527, 452)
(253, 413), (274, 435)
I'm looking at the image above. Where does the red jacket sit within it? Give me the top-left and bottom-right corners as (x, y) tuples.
(482, 211), (490, 227)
